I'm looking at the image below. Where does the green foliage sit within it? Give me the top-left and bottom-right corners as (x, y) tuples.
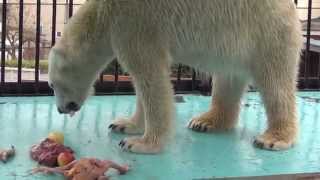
(4, 59), (192, 77)
(103, 59), (129, 75)
(102, 60), (193, 77)
(171, 64), (193, 78)
(5, 60), (48, 72)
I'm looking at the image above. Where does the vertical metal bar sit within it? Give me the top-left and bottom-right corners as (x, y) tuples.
(305, 0), (312, 89)
(1, 0), (7, 92)
(17, 0), (24, 86)
(99, 72), (104, 83)
(51, 0), (57, 46)
(35, 0), (41, 93)
(209, 77), (213, 93)
(177, 64), (182, 81)
(114, 60), (119, 92)
(68, 0), (73, 18)
(177, 64), (182, 91)
(318, 53), (320, 88)
(191, 69), (196, 91)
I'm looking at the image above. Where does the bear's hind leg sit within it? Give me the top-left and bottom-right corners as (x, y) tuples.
(189, 75), (247, 132)
(253, 57), (299, 151)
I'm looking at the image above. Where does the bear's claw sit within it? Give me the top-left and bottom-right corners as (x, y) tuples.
(253, 133), (295, 151)
(118, 137), (162, 154)
(109, 118), (144, 135)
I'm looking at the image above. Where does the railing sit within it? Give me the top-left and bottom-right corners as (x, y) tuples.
(0, 0), (319, 96)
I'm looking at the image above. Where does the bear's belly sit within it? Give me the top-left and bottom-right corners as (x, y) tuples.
(172, 50), (249, 76)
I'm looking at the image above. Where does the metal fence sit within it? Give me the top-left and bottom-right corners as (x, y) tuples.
(0, 0), (319, 96)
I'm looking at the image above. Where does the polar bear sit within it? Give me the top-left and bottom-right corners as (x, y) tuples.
(48, 0), (302, 154)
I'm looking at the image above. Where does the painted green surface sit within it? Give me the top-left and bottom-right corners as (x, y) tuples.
(0, 92), (320, 180)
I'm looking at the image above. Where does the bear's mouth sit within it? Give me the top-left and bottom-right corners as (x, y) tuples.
(69, 111), (76, 117)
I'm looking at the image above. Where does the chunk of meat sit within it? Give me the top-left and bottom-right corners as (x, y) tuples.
(31, 158), (129, 180)
(30, 138), (74, 167)
(0, 146), (15, 163)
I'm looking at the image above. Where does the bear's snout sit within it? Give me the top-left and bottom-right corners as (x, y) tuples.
(66, 102), (80, 112)
(57, 102), (80, 114)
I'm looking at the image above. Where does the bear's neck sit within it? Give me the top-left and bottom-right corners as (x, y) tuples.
(58, 0), (114, 76)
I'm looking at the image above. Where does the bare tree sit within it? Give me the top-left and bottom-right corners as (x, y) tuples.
(6, 4), (36, 60)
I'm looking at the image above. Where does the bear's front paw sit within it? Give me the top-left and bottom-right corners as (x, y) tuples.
(109, 117), (144, 135)
(188, 111), (234, 132)
(118, 136), (163, 154)
(254, 130), (296, 151)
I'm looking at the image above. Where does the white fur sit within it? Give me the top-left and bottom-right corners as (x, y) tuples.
(49, 0), (302, 153)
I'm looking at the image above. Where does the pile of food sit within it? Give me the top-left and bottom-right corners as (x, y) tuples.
(32, 158), (129, 180)
(29, 132), (129, 180)
(30, 132), (75, 167)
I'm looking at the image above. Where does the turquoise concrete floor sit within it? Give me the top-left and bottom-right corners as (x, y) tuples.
(0, 92), (320, 180)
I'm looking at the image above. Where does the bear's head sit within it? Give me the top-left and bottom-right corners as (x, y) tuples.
(48, 47), (95, 115)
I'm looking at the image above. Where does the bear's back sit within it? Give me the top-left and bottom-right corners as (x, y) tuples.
(105, 0), (301, 59)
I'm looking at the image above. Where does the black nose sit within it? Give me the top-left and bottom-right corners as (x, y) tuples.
(66, 102), (79, 111)
(58, 107), (63, 114)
